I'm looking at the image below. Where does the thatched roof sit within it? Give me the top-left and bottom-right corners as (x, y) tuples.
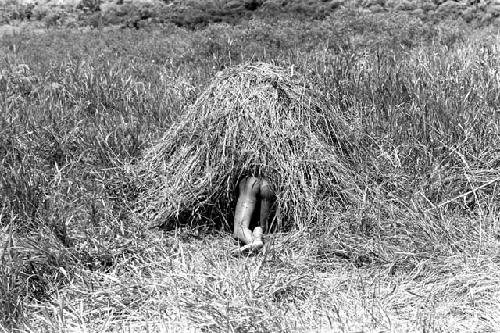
(136, 62), (360, 230)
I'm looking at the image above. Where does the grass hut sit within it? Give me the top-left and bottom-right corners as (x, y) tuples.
(136, 62), (359, 230)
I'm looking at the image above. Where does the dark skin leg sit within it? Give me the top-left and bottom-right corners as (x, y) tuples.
(258, 179), (274, 231)
(233, 177), (274, 253)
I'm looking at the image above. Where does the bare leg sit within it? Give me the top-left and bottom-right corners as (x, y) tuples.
(259, 179), (274, 231)
(232, 177), (265, 254)
(252, 179), (274, 244)
(233, 177), (260, 245)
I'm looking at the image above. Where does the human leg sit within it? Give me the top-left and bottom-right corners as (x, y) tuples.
(258, 178), (274, 231)
(252, 178), (274, 244)
(233, 177), (260, 245)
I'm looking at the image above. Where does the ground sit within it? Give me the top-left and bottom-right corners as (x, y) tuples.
(1, 2), (500, 333)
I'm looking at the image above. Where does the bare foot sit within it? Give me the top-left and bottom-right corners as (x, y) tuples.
(232, 227), (265, 256)
(231, 240), (264, 256)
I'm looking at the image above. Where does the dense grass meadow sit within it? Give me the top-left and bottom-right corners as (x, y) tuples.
(1, 9), (500, 332)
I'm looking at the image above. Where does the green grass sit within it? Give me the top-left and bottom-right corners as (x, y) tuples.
(1, 9), (500, 332)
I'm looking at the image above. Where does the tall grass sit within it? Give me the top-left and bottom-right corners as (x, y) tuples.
(1, 9), (499, 331)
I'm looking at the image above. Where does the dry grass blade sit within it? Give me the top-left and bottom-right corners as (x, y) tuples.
(136, 62), (360, 230)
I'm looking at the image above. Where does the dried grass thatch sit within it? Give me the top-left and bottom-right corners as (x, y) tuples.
(136, 62), (360, 230)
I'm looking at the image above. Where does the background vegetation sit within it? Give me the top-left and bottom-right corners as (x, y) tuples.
(1, 2), (500, 332)
(3, 0), (500, 29)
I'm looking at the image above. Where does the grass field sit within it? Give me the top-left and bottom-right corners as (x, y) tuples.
(1, 8), (500, 332)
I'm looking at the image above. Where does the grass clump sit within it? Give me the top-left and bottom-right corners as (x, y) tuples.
(137, 62), (360, 230)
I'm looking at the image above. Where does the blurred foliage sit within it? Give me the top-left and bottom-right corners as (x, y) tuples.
(2, 0), (500, 28)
